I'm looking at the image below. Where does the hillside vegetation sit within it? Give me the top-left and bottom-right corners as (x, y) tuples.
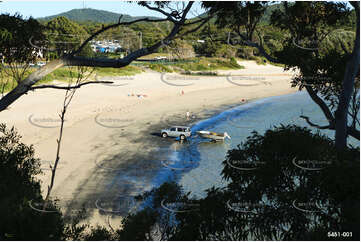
(38, 8), (160, 24)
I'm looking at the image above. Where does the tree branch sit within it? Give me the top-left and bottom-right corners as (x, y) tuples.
(299, 115), (359, 140)
(304, 85), (335, 123)
(179, 1), (194, 20)
(243, 40), (281, 63)
(300, 115), (332, 129)
(176, 16), (212, 39)
(183, 14), (213, 26)
(347, 126), (360, 140)
(139, 2), (176, 22)
(43, 67), (87, 211)
(234, 26), (281, 64)
(0, 59), (65, 111)
(30, 81), (113, 90)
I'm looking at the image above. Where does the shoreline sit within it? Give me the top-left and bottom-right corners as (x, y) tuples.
(0, 60), (298, 227)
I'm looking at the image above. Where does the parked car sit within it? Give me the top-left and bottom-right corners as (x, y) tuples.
(161, 126), (191, 140)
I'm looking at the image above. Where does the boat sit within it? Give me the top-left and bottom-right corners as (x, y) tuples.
(196, 130), (231, 141)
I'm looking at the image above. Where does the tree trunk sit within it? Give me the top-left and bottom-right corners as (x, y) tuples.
(335, 4), (360, 150)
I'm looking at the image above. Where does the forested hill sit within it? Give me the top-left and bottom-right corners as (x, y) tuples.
(38, 8), (160, 24)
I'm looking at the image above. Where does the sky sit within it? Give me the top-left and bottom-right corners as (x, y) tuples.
(0, 1), (205, 19)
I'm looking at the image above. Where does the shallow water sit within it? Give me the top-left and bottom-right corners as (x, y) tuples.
(152, 91), (359, 198)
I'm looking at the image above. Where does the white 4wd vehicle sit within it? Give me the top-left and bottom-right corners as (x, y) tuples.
(161, 126), (191, 140)
(37, 61), (46, 67)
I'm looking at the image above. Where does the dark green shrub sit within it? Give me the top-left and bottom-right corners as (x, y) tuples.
(0, 124), (65, 240)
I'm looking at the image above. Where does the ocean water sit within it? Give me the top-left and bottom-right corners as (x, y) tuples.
(151, 91), (359, 198)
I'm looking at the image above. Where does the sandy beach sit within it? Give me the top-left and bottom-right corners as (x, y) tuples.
(0, 60), (298, 226)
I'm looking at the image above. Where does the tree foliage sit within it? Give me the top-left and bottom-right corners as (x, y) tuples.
(0, 14), (44, 64)
(269, 2), (356, 99)
(45, 16), (93, 57)
(0, 124), (65, 240)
